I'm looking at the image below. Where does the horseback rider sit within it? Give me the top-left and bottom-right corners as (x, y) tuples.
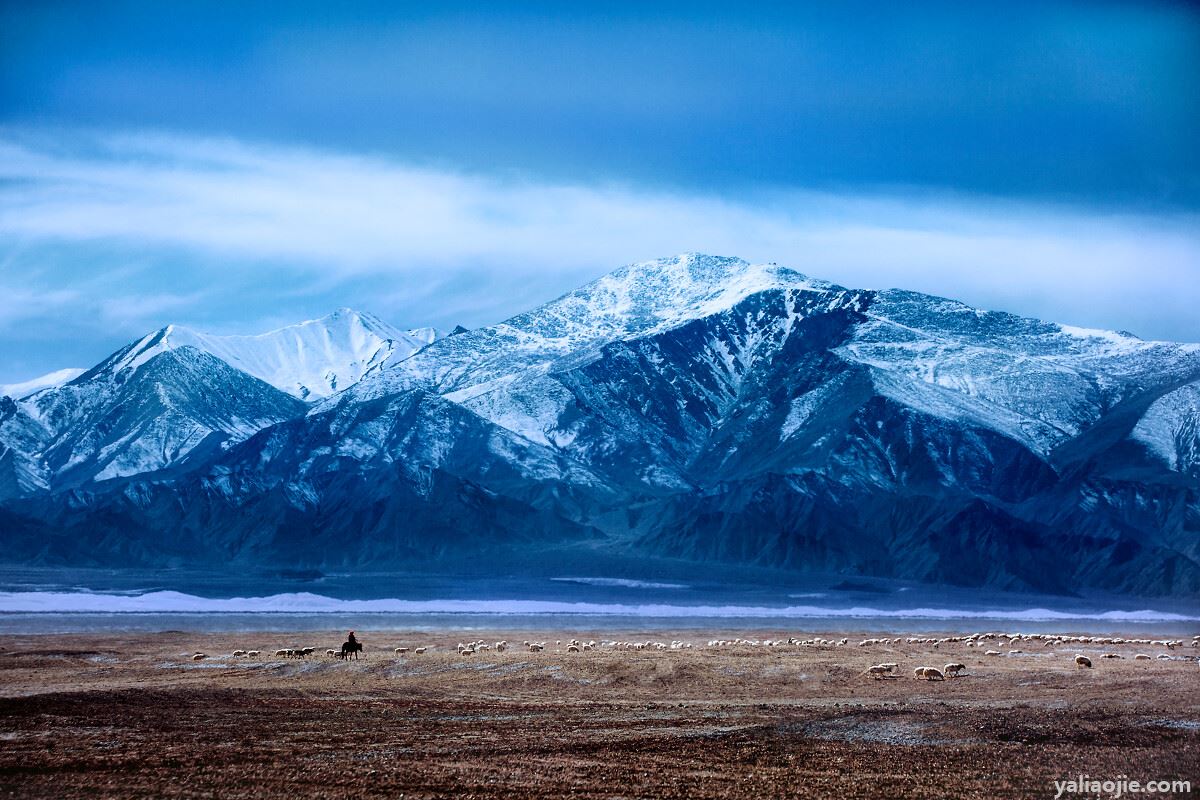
(338, 629), (363, 660)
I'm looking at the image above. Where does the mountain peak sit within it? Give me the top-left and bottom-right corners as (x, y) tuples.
(321, 253), (846, 410)
(67, 310), (443, 402)
(510, 252), (831, 342)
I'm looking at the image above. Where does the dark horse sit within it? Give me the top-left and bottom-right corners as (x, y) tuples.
(339, 640), (363, 660)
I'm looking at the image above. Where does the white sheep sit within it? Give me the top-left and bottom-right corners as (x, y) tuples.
(394, 647), (409, 654)
(274, 649), (289, 657)
(232, 649), (246, 657)
(192, 653), (207, 661)
(246, 650), (260, 658)
(914, 666), (944, 681)
(326, 649), (337, 657)
(985, 650), (1001, 656)
(1074, 655), (1092, 668)
(414, 647), (427, 654)
(1135, 654), (1151, 660)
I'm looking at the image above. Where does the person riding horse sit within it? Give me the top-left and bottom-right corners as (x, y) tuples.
(340, 630), (363, 660)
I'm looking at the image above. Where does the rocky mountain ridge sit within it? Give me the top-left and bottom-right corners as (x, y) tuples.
(2, 254), (1197, 596)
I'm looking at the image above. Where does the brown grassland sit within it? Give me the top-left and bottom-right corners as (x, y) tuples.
(0, 630), (1196, 798)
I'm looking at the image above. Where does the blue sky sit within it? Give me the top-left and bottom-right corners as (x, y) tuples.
(1, 1), (1199, 382)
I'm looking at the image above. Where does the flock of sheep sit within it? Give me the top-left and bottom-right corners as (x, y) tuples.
(184, 632), (1199, 668)
(853, 632), (1200, 681)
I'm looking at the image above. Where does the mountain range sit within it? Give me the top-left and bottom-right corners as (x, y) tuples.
(1, 254), (1197, 597)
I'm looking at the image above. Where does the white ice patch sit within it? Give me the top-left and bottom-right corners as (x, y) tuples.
(1, 591), (1196, 622)
(550, 577), (689, 590)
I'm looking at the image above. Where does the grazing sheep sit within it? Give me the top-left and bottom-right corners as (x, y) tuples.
(914, 666), (944, 680)
(1135, 654), (1152, 660)
(985, 650), (1002, 656)
(232, 649), (246, 657)
(414, 647), (427, 654)
(864, 665), (891, 678)
(192, 653), (207, 661)
(528, 643), (544, 652)
(566, 644), (580, 653)
(1074, 655), (1092, 668)
(394, 647), (409, 654)
(1101, 653), (1122, 659)
(944, 663), (966, 677)
(326, 649), (337, 657)
(274, 649), (289, 657)
(246, 650), (260, 658)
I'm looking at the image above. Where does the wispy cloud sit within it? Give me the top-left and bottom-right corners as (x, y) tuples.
(0, 129), (1198, 381)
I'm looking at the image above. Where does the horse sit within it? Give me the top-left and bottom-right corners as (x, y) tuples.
(339, 640), (363, 660)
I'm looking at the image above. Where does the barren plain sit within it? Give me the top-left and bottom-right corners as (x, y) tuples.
(0, 629), (1196, 798)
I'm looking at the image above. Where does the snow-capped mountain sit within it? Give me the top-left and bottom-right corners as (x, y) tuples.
(8, 308), (439, 491)
(320, 255), (839, 409)
(2, 255), (1198, 596)
(21, 346), (306, 488)
(98, 308), (442, 401)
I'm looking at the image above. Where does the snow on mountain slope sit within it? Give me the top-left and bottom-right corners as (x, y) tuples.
(1131, 380), (1200, 474)
(0, 368), (86, 400)
(833, 291), (1200, 455)
(0, 396), (52, 498)
(28, 347), (306, 487)
(94, 309), (439, 401)
(321, 253), (1200, 471)
(320, 254), (841, 409)
(457, 285), (871, 484)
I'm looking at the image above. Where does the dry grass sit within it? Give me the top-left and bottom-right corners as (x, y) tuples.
(0, 629), (1196, 798)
